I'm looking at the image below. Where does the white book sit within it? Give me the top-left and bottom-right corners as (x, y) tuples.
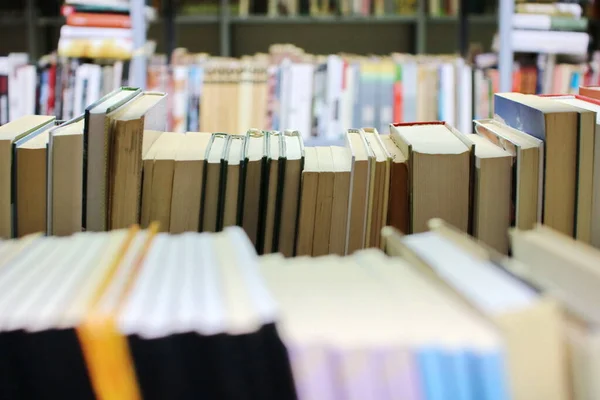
(18, 65), (37, 116)
(326, 55), (344, 139)
(493, 30), (589, 56)
(60, 25), (132, 40)
(7, 53), (28, 121)
(458, 61), (473, 134)
(289, 63), (314, 140)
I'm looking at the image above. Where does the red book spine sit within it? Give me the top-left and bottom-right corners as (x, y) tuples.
(393, 64), (403, 123)
(47, 63), (57, 116)
(66, 13), (132, 29)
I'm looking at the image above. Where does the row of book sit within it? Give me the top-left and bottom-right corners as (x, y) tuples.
(8, 46), (600, 141)
(4, 86), (600, 259)
(2, 48), (481, 138)
(2, 215), (600, 399)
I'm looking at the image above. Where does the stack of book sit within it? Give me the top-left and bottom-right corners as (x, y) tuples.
(494, 0), (590, 55)
(58, 0), (136, 59)
(4, 213), (600, 398)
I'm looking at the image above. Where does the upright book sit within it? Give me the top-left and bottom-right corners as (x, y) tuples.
(390, 122), (473, 234)
(47, 116), (85, 236)
(107, 91), (167, 230)
(494, 93), (582, 238)
(474, 119), (544, 231)
(0, 115), (55, 239)
(84, 87), (140, 231)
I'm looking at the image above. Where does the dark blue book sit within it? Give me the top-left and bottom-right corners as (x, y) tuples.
(493, 93), (580, 238)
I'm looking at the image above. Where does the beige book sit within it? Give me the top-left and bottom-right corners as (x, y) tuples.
(548, 96), (600, 246)
(382, 221), (569, 400)
(141, 132), (164, 228)
(237, 64), (254, 134)
(262, 132), (282, 254)
(169, 132), (212, 234)
(202, 133), (228, 233)
(242, 129), (266, 248)
(222, 135), (245, 228)
(390, 122), (472, 234)
(474, 119), (543, 231)
(278, 131), (304, 257)
(260, 250), (504, 398)
(510, 225), (600, 400)
(329, 146), (351, 255)
(84, 87), (141, 232)
(48, 117), (85, 237)
(147, 132), (184, 232)
(199, 66), (213, 132)
(345, 129), (373, 254)
(0, 115), (55, 239)
(312, 147), (334, 257)
(16, 128), (53, 237)
(296, 147), (319, 256)
(544, 97), (595, 244)
(108, 92), (167, 230)
(470, 134), (512, 254)
(361, 128), (391, 249)
(495, 93), (580, 238)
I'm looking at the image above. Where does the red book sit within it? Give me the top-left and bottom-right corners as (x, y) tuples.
(47, 63), (57, 116)
(579, 86), (600, 100)
(392, 64), (403, 123)
(66, 12), (131, 29)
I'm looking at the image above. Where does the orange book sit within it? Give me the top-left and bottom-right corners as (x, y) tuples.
(579, 86), (600, 99)
(67, 12), (132, 29)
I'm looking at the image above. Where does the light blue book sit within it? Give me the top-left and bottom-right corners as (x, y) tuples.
(402, 62), (418, 122)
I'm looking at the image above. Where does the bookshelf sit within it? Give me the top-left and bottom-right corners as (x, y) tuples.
(2, 0), (498, 60)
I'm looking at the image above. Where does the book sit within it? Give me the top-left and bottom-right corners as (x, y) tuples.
(380, 134), (409, 235)
(510, 225), (600, 400)
(494, 93), (582, 238)
(222, 135), (246, 228)
(66, 12), (132, 28)
(328, 146), (351, 255)
(47, 116), (85, 237)
(469, 133), (513, 254)
(242, 129), (267, 249)
(262, 131), (284, 254)
(295, 147), (318, 256)
(278, 131), (304, 257)
(141, 132), (184, 232)
(0, 226), (296, 399)
(84, 87), (141, 232)
(201, 133), (228, 233)
(15, 124), (55, 237)
(383, 221), (568, 400)
(543, 94), (599, 246)
(361, 128), (391, 249)
(390, 122), (473, 234)
(345, 129), (372, 254)
(312, 147), (335, 257)
(0, 115), (55, 239)
(169, 132), (212, 233)
(262, 247), (507, 400)
(107, 92), (167, 229)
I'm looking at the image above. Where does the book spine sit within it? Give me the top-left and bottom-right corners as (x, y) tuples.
(66, 12), (132, 29)
(47, 62), (57, 116)
(550, 17), (587, 31)
(0, 74), (7, 125)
